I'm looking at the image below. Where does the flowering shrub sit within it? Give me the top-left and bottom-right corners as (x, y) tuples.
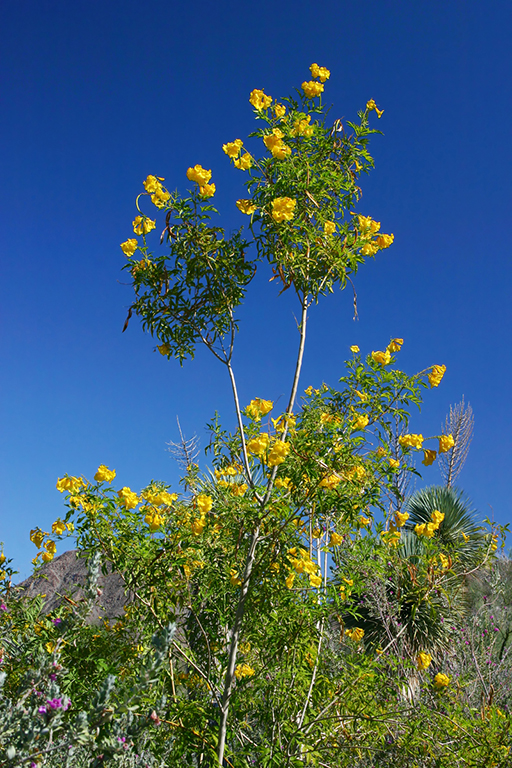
(2, 65), (510, 767)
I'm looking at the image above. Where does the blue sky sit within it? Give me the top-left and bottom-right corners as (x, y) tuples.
(2, 0), (511, 580)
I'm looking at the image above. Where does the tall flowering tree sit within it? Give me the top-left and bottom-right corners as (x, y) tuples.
(3, 65), (507, 768)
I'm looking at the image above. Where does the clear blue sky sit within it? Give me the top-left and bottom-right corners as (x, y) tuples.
(2, 0), (511, 580)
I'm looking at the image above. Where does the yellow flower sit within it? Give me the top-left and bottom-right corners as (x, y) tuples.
(309, 573), (322, 588)
(52, 519), (67, 536)
(30, 529), (45, 549)
(246, 398), (273, 420)
(359, 516), (371, 527)
(415, 523), (426, 536)
(422, 449), (437, 466)
(191, 517), (206, 536)
(324, 220), (336, 235)
(371, 349), (392, 366)
(291, 115), (314, 138)
(151, 188), (171, 208)
(274, 103), (286, 118)
(94, 465), (116, 483)
(350, 345), (360, 353)
(352, 413), (369, 431)
(438, 553), (450, 569)
(309, 63), (330, 82)
(117, 487), (139, 510)
(424, 522), (438, 538)
(395, 511), (409, 527)
(375, 107), (384, 118)
(376, 233), (394, 248)
(439, 434), (455, 454)
(429, 364), (446, 388)
(247, 433), (270, 456)
(234, 153), (252, 170)
(345, 627), (365, 643)
(329, 532), (342, 547)
(358, 215), (381, 235)
(343, 465), (366, 483)
(230, 569), (242, 587)
(388, 458), (400, 469)
(267, 440), (290, 467)
(46, 642), (56, 654)
(361, 242), (379, 256)
(236, 199), (257, 215)
(222, 139), (243, 158)
(56, 476), (83, 493)
(199, 183), (216, 198)
(431, 510), (445, 525)
(399, 434), (424, 450)
(417, 652), (432, 670)
(143, 175), (164, 194)
(133, 216), (156, 236)
(272, 197), (296, 223)
(196, 494), (213, 515)
(386, 338), (403, 352)
(144, 509), (165, 533)
(319, 473), (340, 490)
(186, 165), (212, 186)
(461, 531), (469, 542)
(285, 572), (295, 589)
(152, 491), (178, 507)
(434, 672), (450, 689)
(0, 554), (5, 565)
(44, 540), (57, 555)
(263, 130), (291, 159)
(302, 81), (324, 98)
(249, 88), (272, 110)
(120, 238), (138, 257)
(274, 476), (291, 489)
(366, 99), (376, 111)
(235, 663), (255, 679)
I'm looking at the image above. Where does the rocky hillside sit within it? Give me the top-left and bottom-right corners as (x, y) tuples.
(15, 549), (130, 622)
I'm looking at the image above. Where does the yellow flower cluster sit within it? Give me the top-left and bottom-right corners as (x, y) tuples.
(372, 338), (403, 366)
(417, 651), (432, 670)
(381, 529), (401, 547)
(389, 458), (400, 469)
(429, 364), (446, 388)
(263, 128), (291, 159)
(247, 433), (270, 456)
(235, 663), (255, 679)
(434, 672), (450, 689)
(366, 99), (384, 118)
(302, 81), (324, 99)
(196, 494), (213, 515)
(342, 465), (366, 483)
(246, 398), (273, 420)
(267, 440), (290, 467)
(274, 476), (291, 490)
(324, 220), (336, 235)
(287, 547), (321, 587)
(439, 434), (454, 453)
(222, 139), (243, 158)
(274, 103), (286, 118)
(52, 519), (70, 535)
(56, 476), (85, 493)
(144, 509), (165, 533)
(133, 216), (156, 236)
(291, 115), (314, 138)
(319, 473), (341, 491)
(345, 627), (365, 643)
(143, 175), (171, 208)
(309, 63), (330, 82)
(117, 487), (139, 510)
(352, 413), (369, 431)
(329, 532), (342, 547)
(415, 509), (445, 538)
(143, 489), (178, 507)
(272, 197), (296, 223)
(186, 165), (215, 197)
(422, 449), (437, 466)
(30, 528), (58, 563)
(249, 88), (272, 111)
(399, 434), (424, 450)
(350, 345), (360, 353)
(357, 215), (393, 254)
(394, 511), (409, 527)
(236, 199), (258, 215)
(120, 238), (138, 257)
(94, 465), (116, 483)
